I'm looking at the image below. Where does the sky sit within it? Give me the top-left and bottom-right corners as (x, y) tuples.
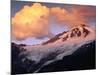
(11, 1), (96, 45)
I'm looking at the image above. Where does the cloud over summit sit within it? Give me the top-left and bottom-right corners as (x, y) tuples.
(12, 3), (96, 40)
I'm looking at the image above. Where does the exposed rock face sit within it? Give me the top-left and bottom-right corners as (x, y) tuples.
(42, 31), (67, 45)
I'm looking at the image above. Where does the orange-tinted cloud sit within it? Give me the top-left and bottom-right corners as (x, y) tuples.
(50, 5), (96, 28)
(12, 3), (96, 40)
(12, 3), (50, 40)
(73, 5), (96, 17)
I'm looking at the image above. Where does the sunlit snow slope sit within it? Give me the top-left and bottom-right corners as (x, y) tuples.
(19, 24), (95, 72)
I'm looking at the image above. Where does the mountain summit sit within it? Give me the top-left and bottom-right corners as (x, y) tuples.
(42, 24), (95, 45)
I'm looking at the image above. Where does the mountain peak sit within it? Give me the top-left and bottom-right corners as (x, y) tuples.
(42, 24), (94, 45)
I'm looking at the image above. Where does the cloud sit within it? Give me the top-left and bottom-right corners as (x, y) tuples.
(12, 3), (50, 40)
(50, 5), (96, 28)
(12, 3), (96, 40)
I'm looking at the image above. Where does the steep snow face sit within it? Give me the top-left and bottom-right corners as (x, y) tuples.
(20, 25), (95, 69)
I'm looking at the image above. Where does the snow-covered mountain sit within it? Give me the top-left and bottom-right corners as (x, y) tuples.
(12, 24), (96, 73)
(22, 25), (95, 60)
